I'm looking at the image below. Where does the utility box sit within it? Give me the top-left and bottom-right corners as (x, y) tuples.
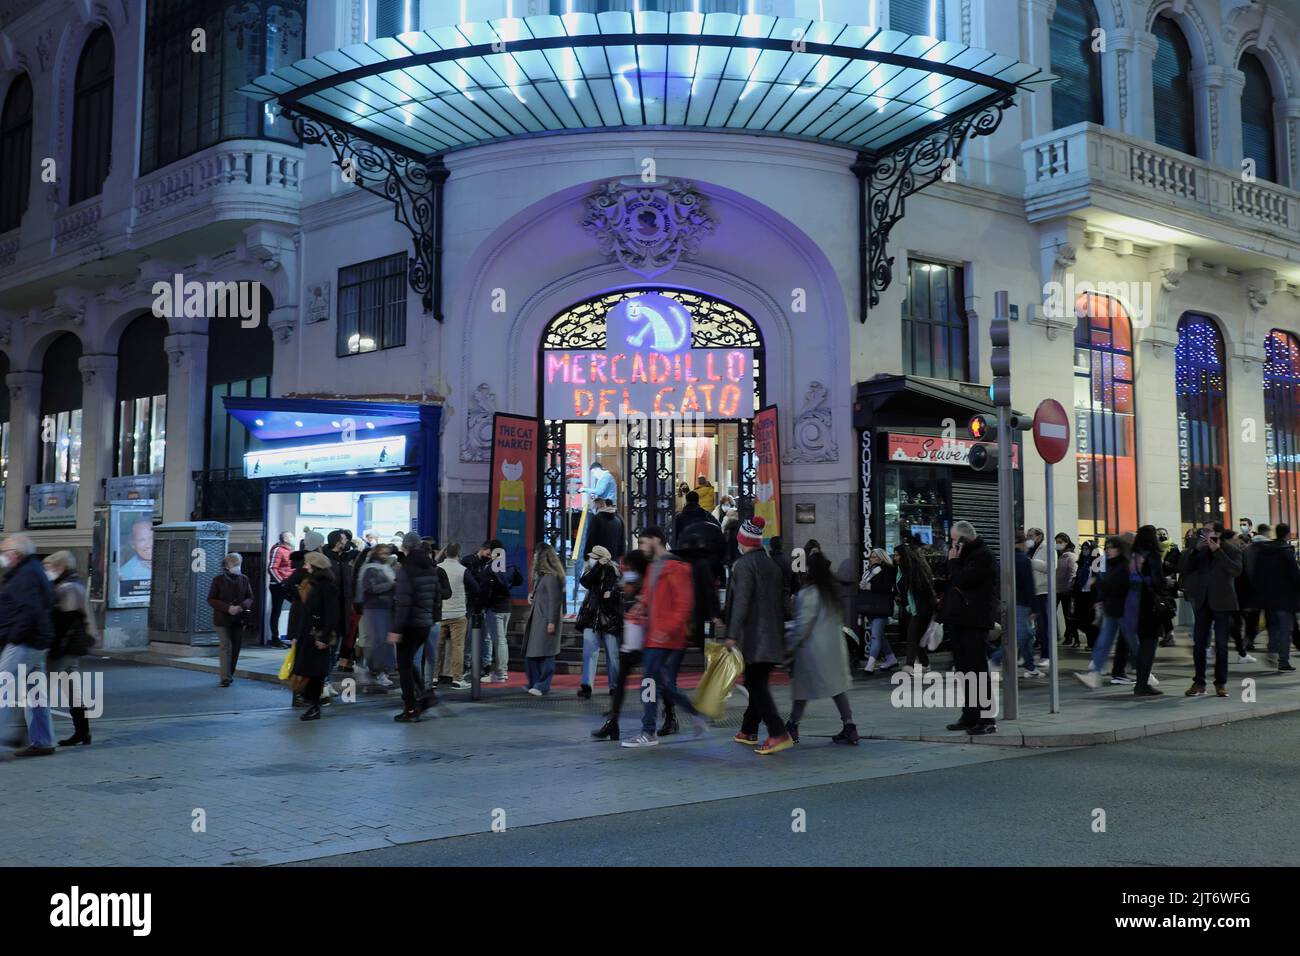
(148, 521), (231, 649)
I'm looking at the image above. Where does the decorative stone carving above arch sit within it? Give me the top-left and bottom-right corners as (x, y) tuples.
(784, 381), (838, 464)
(1145, 0), (1217, 65)
(581, 179), (716, 280)
(460, 383), (497, 463)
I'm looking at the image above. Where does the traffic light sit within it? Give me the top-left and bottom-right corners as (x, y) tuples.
(968, 414), (993, 441)
(969, 441), (996, 472)
(990, 291), (1011, 407)
(967, 411), (1030, 472)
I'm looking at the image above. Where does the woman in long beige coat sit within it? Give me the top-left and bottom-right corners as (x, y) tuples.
(784, 551), (858, 745)
(524, 545), (565, 696)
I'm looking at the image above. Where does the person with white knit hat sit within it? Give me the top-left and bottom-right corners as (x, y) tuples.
(724, 515), (794, 755)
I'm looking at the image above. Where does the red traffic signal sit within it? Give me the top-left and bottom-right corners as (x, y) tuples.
(969, 414), (992, 440)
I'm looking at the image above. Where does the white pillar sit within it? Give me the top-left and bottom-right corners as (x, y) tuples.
(1112, 29), (1158, 141)
(1021, 0), (1058, 140)
(75, 353), (118, 529)
(162, 332), (209, 523)
(3, 370), (40, 533)
(1277, 97), (1300, 189)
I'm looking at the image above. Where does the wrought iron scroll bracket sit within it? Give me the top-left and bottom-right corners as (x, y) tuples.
(288, 109), (447, 319)
(856, 98), (1012, 322)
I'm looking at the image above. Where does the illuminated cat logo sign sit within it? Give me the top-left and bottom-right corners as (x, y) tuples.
(610, 294), (690, 354)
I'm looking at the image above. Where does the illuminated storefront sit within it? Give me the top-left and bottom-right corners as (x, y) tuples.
(1175, 313), (1232, 536)
(1264, 329), (1300, 530)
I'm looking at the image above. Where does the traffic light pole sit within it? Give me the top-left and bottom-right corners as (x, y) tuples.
(997, 403), (1017, 722)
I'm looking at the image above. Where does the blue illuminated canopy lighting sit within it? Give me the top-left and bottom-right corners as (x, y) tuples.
(240, 11), (1046, 159)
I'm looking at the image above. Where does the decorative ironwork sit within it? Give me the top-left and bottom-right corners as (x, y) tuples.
(287, 108), (447, 318)
(856, 98), (1012, 320)
(192, 468), (265, 522)
(541, 419), (566, 555)
(582, 179), (715, 280)
(539, 288), (764, 543)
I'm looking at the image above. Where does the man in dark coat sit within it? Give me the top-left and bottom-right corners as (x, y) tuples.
(672, 491), (719, 546)
(0, 534), (57, 755)
(938, 521), (998, 735)
(1178, 523), (1242, 696)
(586, 499), (626, 561)
(1246, 524), (1300, 671)
(724, 516), (792, 754)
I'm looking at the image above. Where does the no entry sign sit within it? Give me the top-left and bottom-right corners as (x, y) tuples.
(1033, 399), (1071, 464)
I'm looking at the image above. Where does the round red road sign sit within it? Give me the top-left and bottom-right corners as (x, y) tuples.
(1033, 399), (1071, 464)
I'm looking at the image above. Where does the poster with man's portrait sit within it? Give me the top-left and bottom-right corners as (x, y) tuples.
(111, 506), (155, 607)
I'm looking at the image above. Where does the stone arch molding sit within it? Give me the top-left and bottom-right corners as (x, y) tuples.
(1144, 0), (1218, 65)
(451, 177), (850, 474)
(50, 8), (126, 205)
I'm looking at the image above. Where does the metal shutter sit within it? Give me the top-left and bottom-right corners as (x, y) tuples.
(1151, 15), (1197, 157)
(951, 473), (1002, 560)
(1240, 53), (1278, 184)
(1050, 0), (1103, 128)
(891, 0), (944, 39)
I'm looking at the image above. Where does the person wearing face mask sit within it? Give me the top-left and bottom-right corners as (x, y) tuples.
(1025, 528), (1052, 664)
(0, 534), (57, 756)
(44, 551), (96, 746)
(206, 553), (253, 687)
(1053, 533), (1078, 648)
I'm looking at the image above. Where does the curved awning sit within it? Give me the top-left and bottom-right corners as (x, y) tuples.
(241, 11), (1046, 160)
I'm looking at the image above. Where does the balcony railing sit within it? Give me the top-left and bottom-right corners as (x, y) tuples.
(1022, 122), (1300, 237)
(192, 468), (265, 523)
(133, 140), (302, 231)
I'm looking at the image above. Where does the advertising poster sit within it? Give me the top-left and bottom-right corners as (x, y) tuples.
(487, 414), (538, 603)
(28, 482), (78, 527)
(112, 504), (156, 608)
(565, 443), (584, 510)
(753, 405), (781, 539)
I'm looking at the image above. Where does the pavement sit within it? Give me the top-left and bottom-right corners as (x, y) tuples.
(3, 629), (1298, 867)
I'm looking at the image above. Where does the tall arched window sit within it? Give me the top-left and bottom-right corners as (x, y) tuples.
(40, 334), (84, 485)
(891, 0), (946, 39)
(1176, 313), (1231, 535)
(376, 0), (418, 36)
(0, 351), (9, 485)
(1074, 292), (1137, 539)
(1264, 329), (1300, 529)
(1050, 0), (1103, 129)
(116, 314), (170, 477)
(69, 26), (115, 204)
(1240, 51), (1279, 185)
(0, 73), (33, 233)
(1151, 14), (1197, 157)
(139, 1), (306, 175)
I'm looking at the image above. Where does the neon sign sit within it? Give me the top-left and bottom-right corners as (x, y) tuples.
(543, 293), (754, 420)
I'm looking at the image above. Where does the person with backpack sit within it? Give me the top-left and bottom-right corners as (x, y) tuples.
(291, 552), (342, 721)
(44, 551), (96, 747)
(390, 533), (452, 721)
(859, 548), (898, 674)
(785, 551), (858, 746)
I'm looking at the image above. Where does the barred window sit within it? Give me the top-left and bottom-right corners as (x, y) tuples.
(1176, 313), (1231, 536)
(337, 253), (408, 357)
(902, 259), (969, 382)
(1073, 293), (1137, 539)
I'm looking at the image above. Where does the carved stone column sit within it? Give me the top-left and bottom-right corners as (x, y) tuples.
(75, 353), (119, 529)
(162, 333), (209, 523)
(3, 371), (40, 533)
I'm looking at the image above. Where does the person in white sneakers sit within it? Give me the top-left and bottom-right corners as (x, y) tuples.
(858, 549), (898, 674)
(435, 544), (472, 690)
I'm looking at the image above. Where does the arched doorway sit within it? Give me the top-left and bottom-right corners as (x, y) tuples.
(538, 288), (764, 565)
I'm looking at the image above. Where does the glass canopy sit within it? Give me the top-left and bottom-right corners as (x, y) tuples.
(241, 11), (1045, 158)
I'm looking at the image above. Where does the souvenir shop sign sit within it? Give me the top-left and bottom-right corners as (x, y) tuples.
(487, 414), (538, 603)
(543, 292), (753, 420)
(887, 433), (1020, 469)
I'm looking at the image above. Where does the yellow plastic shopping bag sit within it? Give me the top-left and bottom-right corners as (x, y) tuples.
(692, 639), (745, 719)
(278, 642), (296, 682)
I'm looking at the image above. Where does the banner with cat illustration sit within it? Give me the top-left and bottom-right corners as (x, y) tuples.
(753, 405), (781, 539)
(487, 414), (539, 603)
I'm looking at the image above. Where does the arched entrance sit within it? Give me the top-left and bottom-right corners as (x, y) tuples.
(538, 287), (765, 565)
